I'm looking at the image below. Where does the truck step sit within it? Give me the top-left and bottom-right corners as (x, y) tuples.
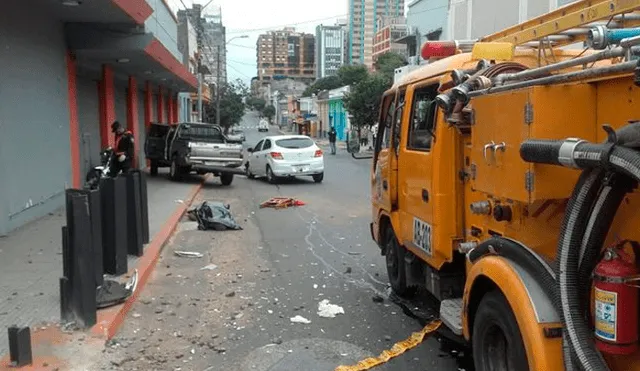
(440, 298), (463, 336)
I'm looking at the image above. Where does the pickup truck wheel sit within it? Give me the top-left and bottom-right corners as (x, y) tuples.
(220, 172), (234, 186)
(384, 226), (416, 298)
(169, 159), (182, 181)
(266, 166), (278, 184)
(150, 160), (158, 176)
(472, 290), (529, 371)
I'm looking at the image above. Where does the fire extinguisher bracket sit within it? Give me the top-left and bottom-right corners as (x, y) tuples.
(593, 273), (640, 287)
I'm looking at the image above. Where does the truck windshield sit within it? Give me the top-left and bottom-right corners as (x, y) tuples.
(179, 125), (224, 143)
(276, 138), (314, 149)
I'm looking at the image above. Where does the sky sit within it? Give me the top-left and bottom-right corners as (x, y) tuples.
(167, 0), (347, 86)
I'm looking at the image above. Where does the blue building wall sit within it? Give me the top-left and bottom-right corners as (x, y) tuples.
(407, 0), (449, 57)
(329, 99), (347, 141)
(0, 2), (71, 235)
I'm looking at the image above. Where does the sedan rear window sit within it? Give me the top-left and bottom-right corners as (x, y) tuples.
(276, 138), (314, 149)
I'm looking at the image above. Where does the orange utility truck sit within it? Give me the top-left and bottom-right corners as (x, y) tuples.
(368, 1), (640, 370)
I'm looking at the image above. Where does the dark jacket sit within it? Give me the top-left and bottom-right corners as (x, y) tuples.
(115, 130), (135, 160)
(328, 130), (337, 143)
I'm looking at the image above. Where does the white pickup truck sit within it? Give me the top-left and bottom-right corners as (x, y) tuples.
(145, 122), (244, 185)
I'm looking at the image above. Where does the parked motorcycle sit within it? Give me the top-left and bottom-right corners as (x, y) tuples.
(84, 147), (114, 190)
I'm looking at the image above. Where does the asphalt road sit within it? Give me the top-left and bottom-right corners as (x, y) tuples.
(87, 111), (471, 371)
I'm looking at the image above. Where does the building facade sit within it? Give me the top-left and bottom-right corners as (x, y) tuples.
(348, 0), (405, 68)
(316, 24), (345, 78)
(256, 28), (316, 86)
(404, 0), (449, 61)
(372, 16), (409, 64)
(447, 0), (578, 41)
(201, 10), (227, 86)
(0, 0), (197, 236)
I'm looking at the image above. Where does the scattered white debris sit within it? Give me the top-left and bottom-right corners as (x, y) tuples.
(268, 310), (273, 314)
(313, 284), (318, 289)
(200, 264), (218, 271)
(132, 313), (141, 318)
(290, 315), (311, 324)
(190, 349), (195, 354)
(339, 237), (345, 240)
(174, 251), (203, 258)
(175, 199), (184, 204)
(317, 299), (345, 318)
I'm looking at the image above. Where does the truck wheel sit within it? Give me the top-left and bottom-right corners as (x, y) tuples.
(169, 159), (182, 181)
(384, 226), (416, 298)
(472, 290), (529, 371)
(266, 166), (278, 184)
(220, 172), (234, 186)
(150, 160), (158, 176)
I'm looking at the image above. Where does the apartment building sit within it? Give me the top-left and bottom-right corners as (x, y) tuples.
(256, 28), (316, 86)
(201, 11), (227, 86)
(348, 0), (405, 69)
(316, 24), (346, 78)
(372, 16), (409, 64)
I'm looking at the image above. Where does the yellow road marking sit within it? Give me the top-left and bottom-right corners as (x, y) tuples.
(334, 320), (442, 371)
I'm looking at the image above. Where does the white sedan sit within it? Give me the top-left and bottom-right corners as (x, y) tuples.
(246, 135), (324, 183)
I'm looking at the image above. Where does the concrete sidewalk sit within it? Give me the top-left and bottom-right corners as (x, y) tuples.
(0, 169), (202, 356)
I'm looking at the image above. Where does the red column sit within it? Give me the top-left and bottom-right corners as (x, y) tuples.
(157, 86), (165, 123)
(172, 97), (179, 123)
(99, 65), (115, 148)
(127, 76), (139, 168)
(66, 51), (81, 188)
(166, 90), (173, 123)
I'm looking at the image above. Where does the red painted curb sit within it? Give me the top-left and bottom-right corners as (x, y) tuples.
(91, 177), (207, 339)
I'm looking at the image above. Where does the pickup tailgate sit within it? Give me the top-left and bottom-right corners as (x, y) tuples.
(189, 142), (243, 163)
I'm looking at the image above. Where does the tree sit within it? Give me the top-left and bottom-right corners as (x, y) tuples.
(203, 79), (246, 132)
(337, 65), (369, 86)
(302, 75), (343, 97)
(262, 105), (276, 121)
(342, 73), (389, 138)
(374, 52), (408, 84)
(246, 97), (266, 111)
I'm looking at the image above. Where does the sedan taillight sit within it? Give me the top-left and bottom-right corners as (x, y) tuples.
(314, 149), (323, 157)
(270, 152), (284, 160)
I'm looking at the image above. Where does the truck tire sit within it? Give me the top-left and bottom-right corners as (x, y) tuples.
(472, 290), (529, 371)
(169, 158), (182, 181)
(150, 160), (158, 176)
(384, 226), (416, 298)
(220, 172), (234, 186)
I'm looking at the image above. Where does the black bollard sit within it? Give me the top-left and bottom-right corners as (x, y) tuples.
(87, 189), (103, 287)
(8, 326), (32, 367)
(100, 177), (128, 276)
(62, 190), (97, 328)
(126, 172), (143, 257)
(138, 170), (150, 244)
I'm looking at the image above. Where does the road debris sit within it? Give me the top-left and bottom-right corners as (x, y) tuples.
(290, 315), (312, 324)
(174, 251), (204, 258)
(317, 299), (345, 318)
(187, 201), (243, 230)
(200, 264), (218, 271)
(96, 270), (138, 309)
(372, 295), (384, 303)
(334, 320), (442, 371)
(259, 197), (305, 209)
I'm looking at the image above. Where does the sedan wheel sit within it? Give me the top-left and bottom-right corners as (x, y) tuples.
(246, 163), (255, 179)
(266, 166), (278, 184)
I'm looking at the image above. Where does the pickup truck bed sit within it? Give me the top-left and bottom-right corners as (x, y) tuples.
(145, 122), (244, 185)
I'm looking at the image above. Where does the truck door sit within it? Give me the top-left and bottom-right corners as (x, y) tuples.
(397, 83), (438, 261)
(144, 123), (169, 161)
(372, 91), (403, 213)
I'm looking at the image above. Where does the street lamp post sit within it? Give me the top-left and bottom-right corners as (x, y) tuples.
(215, 34), (248, 126)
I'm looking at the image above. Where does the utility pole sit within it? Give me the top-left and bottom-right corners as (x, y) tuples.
(216, 45), (221, 127)
(197, 57), (203, 122)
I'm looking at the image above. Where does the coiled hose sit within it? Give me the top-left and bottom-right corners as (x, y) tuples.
(520, 128), (640, 371)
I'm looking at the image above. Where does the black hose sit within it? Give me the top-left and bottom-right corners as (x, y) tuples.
(520, 139), (564, 166)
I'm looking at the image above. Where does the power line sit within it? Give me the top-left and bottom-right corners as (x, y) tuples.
(226, 62), (252, 79)
(226, 14), (348, 34)
(227, 58), (256, 66)
(227, 43), (255, 50)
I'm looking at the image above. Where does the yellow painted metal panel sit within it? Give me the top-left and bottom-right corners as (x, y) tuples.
(471, 42), (515, 61)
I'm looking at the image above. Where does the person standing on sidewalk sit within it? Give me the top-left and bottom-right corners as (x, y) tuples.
(328, 126), (337, 155)
(109, 121), (135, 176)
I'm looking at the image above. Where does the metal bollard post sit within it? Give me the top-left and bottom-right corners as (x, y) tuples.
(100, 177), (128, 275)
(126, 172), (143, 257)
(138, 170), (150, 244)
(8, 326), (32, 367)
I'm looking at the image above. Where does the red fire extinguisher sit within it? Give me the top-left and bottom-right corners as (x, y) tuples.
(593, 246), (639, 355)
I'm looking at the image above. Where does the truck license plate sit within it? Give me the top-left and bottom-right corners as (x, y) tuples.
(413, 217), (432, 256)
